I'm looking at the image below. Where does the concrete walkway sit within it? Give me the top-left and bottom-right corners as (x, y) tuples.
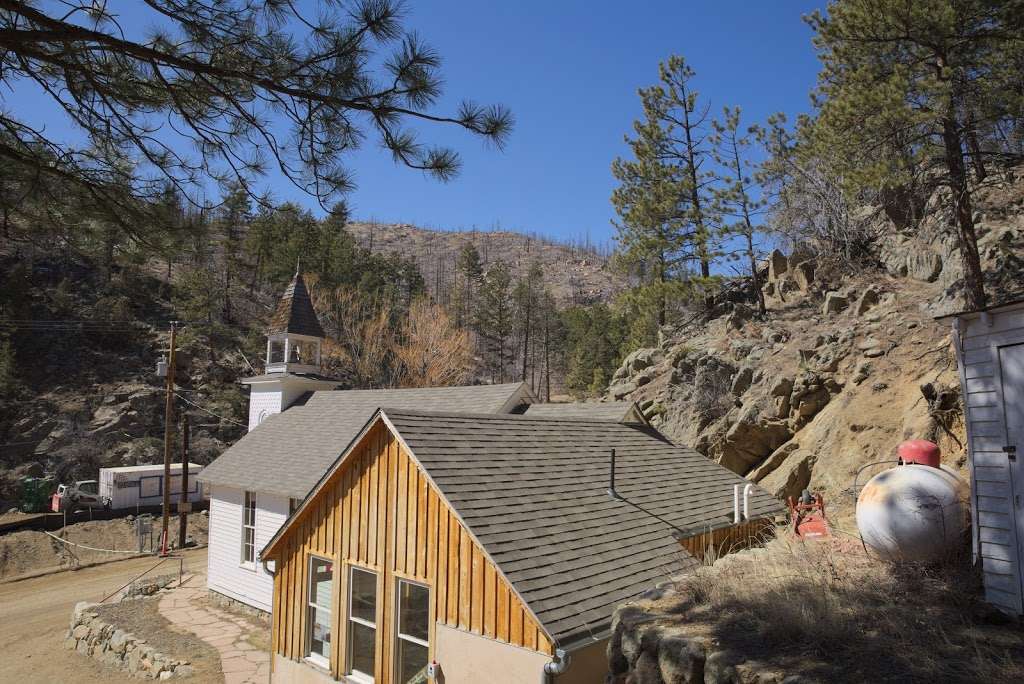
(158, 576), (270, 684)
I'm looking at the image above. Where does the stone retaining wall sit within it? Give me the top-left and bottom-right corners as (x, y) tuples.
(64, 601), (193, 680)
(607, 603), (809, 684)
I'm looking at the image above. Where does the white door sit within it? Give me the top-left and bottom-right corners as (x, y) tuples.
(998, 343), (1024, 601)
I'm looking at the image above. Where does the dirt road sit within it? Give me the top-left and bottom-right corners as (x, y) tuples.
(0, 548), (209, 684)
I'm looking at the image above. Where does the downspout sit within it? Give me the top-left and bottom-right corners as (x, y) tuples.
(261, 556), (276, 577)
(733, 485), (741, 523)
(542, 648), (571, 684)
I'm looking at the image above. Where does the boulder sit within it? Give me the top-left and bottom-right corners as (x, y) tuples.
(717, 408), (793, 474)
(747, 442), (800, 482)
(610, 381), (639, 400)
(855, 287), (881, 316)
(822, 292), (849, 316)
(791, 261), (815, 293)
(704, 651), (740, 684)
(730, 367), (754, 396)
(759, 449), (815, 501)
(630, 651), (664, 684)
(767, 250), (788, 282)
(658, 636), (707, 684)
(725, 303), (754, 331)
(907, 251), (942, 282)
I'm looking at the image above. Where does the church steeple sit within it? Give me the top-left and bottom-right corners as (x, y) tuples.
(243, 271), (337, 431)
(265, 270), (325, 375)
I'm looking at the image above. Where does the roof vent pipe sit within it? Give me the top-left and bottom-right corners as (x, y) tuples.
(733, 484), (741, 524)
(742, 484), (753, 521)
(607, 449), (619, 499)
(542, 648), (571, 683)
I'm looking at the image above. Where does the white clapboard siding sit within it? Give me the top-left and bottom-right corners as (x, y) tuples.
(207, 485), (289, 613)
(949, 302), (1024, 615)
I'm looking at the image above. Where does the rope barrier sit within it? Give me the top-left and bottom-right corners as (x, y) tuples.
(42, 530), (145, 555)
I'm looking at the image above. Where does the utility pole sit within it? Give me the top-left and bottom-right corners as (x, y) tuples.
(161, 322), (177, 556)
(178, 414), (190, 549)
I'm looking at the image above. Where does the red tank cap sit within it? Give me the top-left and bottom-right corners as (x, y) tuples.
(898, 439), (941, 468)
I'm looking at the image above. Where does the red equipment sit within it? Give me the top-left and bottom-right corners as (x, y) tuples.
(788, 490), (831, 540)
(897, 439), (941, 468)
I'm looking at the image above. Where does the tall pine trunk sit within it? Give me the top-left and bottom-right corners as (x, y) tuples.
(939, 117), (986, 310)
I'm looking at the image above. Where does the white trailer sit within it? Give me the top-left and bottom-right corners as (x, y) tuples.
(99, 463), (207, 511)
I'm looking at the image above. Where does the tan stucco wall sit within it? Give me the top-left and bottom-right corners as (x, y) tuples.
(435, 623), (551, 684)
(556, 639), (609, 684)
(272, 654), (335, 684)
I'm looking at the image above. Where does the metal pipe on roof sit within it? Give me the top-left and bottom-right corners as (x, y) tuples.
(607, 449), (619, 499)
(743, 484), (753, 520)
(733, 485), (741, 524)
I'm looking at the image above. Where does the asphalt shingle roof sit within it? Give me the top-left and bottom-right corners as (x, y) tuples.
(267, 272), (325, 338)
(523, 401), (644, 423)
(377, 410), (783, 648)
(198, 383), (532, 497)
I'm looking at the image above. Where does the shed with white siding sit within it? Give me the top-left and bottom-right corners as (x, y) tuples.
(99, 463), (207, 511)
(940, 298), (1024, 614)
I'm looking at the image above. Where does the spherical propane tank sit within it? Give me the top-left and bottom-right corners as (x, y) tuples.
(856, 461), (969, 562)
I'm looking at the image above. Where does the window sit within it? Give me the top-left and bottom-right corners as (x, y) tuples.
(268, 339), (285, 364)
(347, 567), (378, 682)
(241, 491), (256, 565)
(396, 580), (430, 684)
(306, 557), (334, 668)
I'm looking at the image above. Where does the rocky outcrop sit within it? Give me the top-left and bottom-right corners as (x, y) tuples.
(607, 602), (810, 684)
(65, 601), (193, 679)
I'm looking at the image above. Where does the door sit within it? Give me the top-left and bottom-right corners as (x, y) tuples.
(998, 343), (1024, 602)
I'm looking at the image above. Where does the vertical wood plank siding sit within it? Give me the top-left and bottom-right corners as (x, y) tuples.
(269, 423), (553, 682)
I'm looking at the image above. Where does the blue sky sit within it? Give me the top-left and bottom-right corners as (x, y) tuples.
(5, 1), (825, 246)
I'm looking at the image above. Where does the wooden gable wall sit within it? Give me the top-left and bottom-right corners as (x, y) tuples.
(269, 420), (553, 682)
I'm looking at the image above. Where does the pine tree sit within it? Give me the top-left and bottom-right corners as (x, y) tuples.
(474, 262), (513, 383)
(806, 0), (1024, 310)
(215, 184), (252, 322)
(611, 55), (717, 328)
(0, 1), (512, 235)
(512, 262), (544, 385)
(712, 107), (766, 314)
(453, 244), (484, 328)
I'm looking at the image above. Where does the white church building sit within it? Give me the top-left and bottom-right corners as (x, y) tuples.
(198, 272), (538, 613)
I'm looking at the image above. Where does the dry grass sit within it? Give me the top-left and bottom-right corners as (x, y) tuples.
(655, 530), (1024, 683)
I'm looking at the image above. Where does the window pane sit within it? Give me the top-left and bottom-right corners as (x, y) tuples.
(350, 569), (377, 623)
(307, 558), (333, 661)
(350, 621), (376, 677)
(397, 639), (429, 684)
(310, 559), (333, 608)
(398, 582), (429, 642)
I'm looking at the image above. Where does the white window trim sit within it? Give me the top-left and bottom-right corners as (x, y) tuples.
(394, 578), (430, 680)
(240, 490), (257, 569)
(346, 566), (378, 683)
(305, 555), (334, 671)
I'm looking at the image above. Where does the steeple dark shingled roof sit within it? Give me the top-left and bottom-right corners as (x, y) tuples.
(267, 272), (325, 338)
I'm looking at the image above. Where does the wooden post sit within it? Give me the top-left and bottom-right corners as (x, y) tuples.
(178, 414), (189, 549)
(161, 322), (177, 556)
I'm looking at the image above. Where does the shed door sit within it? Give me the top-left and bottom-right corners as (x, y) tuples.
(998, 343), (1024, 603)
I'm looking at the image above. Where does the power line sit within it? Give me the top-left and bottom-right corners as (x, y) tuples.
(173, 391), (246, 427)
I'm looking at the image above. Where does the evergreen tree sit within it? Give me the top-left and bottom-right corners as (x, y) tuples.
(453, 244), (484, 328)
(474, 261), (513, 383)
(806, 0), (1024, 310)
(512, 262), (544, 385)
(0, 1), (512, 235)
(215, 184), (252, 322)
(611, 55), (717, 328)
(711, 107), (766, 314)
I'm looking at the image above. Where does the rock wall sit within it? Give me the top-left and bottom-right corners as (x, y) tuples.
(64, 601), (193, 680)
(606, 602), (809, 684)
